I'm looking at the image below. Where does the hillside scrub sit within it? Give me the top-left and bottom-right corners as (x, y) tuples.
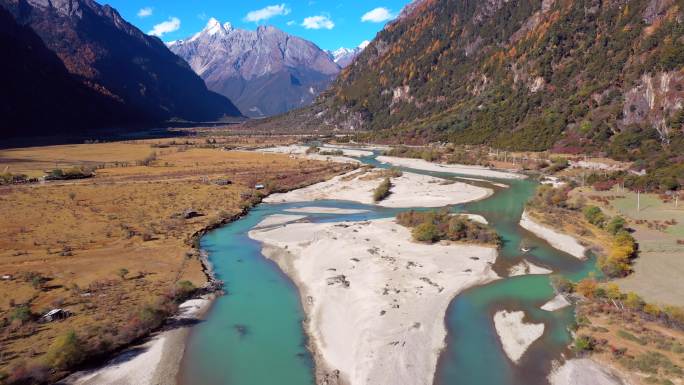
(396, 209), (500, 245)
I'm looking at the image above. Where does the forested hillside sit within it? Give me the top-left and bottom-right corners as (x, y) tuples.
(252, 0), (684, 179)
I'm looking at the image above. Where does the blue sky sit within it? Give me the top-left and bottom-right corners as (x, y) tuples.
(104, 0), (412, 50)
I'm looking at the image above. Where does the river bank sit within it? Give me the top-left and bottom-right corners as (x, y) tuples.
(249, 217), (499, 385)
(61, 297), (213, 385)
(519, 210), (587, 259)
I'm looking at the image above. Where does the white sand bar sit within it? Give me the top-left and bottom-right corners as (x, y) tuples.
(63, 298), (210, 385)
(254, 214), (307, 229)
(249, 217), (499, 385)
(519, 211), (587, 259)
(461, 214), (488, 224)
(265, 169), (492, 208)
(550, 358), (632, 385)
(541, 294), (571, 312)
(285, 207), (369, 215)
(508, 260), (553, 277)
(376, 156), (525, 180)
(255, 145), (371, 162)
(493, 310), (545, 364)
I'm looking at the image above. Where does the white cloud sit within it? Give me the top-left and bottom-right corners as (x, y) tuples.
(361, 7), (394, 23)
(148, 17), (181, 37)
(244, 4), (291, 23)
(286, 20), (296, 26)
(137, 7), (153, 18)
(301, 15), (334, 29)
(358, 40), (370, 49)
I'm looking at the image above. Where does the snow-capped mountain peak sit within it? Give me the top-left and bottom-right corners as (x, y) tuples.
(327, 42), (368, 68)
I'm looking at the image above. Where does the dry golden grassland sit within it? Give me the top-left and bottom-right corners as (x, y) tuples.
(0, 139), (352, 380)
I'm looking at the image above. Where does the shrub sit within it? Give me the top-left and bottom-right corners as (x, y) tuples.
(412, 222), (439, 243)
(137, 152), (157, 166)
(173, 280), (196, 301)
(599, 230), (636, 277)
(319, 149), (344, 156)
(528, 185), (570, 209)
(624, 292), (645, 311)
(575, 278), (599, 298)
(44, 330), (84, 370)
(549, 157), (569, 172)
(550, 275), (574, 293)
(605, 216), (626, 235)
(583, 206), (607, 227)
(373, 177), (392, 202)
(573, 335), (595, 353)
(9, 305), (32, 324)
(397, 210), (500, 245)
(117, 268), (129, 280)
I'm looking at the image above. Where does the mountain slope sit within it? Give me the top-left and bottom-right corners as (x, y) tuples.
(169, 19), (339, 117)
(1, 0), (241, 127)
(254, 0), (684, 162)
(0, 5), (133, 137)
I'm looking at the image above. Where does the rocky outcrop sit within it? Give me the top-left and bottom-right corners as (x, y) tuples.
(169, 19), (340, 117)
(622, 71), (684, 144)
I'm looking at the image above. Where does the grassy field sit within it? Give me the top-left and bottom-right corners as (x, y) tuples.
(0, 139), (352, 381)
(572, 187), (684, 306)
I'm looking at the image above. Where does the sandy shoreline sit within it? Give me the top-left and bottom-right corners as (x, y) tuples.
(250, 217), (499, 385)
(519, 211), (587, 259)
(541, 294), (571, 312)
(376, 156), (525, 180)
(61, 297), (212, 385)
(265, 168), (492, 208)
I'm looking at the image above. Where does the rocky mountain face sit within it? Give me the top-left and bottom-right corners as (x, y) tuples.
(1, 0), (241, 136)
(169, 19), (340, 117)
(0, 5), (134, 138)
(253, 0), (684, 169)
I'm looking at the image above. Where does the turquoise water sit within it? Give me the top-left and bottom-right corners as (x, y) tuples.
(179, 153), (597, 385)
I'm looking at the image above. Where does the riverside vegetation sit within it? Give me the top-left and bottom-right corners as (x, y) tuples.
(0, 138), (352, 384)
(527, 184), (637, 277)
(396, 209), (500, 245)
